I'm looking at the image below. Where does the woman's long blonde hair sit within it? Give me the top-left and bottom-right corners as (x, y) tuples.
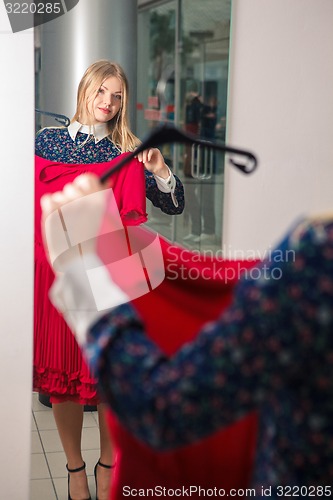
(72, 60), (140, 152)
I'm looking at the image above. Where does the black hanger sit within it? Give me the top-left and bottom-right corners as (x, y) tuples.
(100, 123), (258, 183)
(35, 109), (70, 127)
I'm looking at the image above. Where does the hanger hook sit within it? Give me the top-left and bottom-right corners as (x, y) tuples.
(229, 154), (258, 174)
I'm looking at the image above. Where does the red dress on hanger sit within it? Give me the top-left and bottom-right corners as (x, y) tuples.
(34, 154), (147, 404)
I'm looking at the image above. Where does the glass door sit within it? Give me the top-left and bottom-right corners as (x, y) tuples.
(137, 1), (177, 240)
(137, 0), (232, 251)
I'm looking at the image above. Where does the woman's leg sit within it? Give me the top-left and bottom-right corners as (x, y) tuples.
(95, 403), (115, 500)
(53, 401), (90, 499)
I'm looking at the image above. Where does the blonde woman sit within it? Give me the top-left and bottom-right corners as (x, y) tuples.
(35, 60), (184, 500)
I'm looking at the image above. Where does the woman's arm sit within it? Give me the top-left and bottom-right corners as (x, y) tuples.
(35, 128), (49, 158)
(144, 169), (185, 215)
(137, 147), (185, 215)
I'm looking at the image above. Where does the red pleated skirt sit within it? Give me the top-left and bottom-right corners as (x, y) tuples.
(33, 241), (99, 405)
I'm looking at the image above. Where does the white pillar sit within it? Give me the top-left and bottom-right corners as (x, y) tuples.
(38, 0), (138, 129)
(0, 4), (34, 498)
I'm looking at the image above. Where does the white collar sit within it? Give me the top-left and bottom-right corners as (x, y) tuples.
(68, 121), (109, 144)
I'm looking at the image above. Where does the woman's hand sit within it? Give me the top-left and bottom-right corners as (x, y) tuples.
(136, 148), (170, 179)
(41, 173), (104, 218)
(41, 174), (108, 271)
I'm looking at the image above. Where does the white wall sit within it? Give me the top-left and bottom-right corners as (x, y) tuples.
(0, 4), (34, 498)
(224, 0), (333, 255)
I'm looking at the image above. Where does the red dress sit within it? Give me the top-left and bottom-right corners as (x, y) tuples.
(34, 154), (147, 404)
(99, 230), (259, 498)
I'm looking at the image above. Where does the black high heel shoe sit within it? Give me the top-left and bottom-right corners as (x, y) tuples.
(94, 460), (115, 500)
(66, 462), (91, 500)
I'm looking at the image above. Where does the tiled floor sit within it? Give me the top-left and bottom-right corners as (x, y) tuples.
(31, 392), (100, 499)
